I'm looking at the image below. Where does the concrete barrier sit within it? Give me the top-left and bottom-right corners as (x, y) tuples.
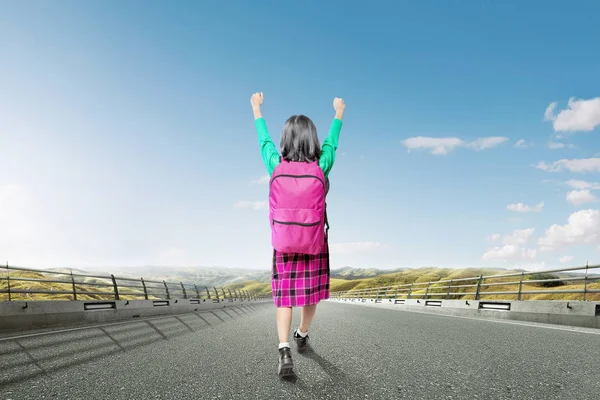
(330, 298), (600, 329)
(0, 298), (272, 333)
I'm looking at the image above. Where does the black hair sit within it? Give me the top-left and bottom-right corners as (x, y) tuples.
(280, 115), (321, 162)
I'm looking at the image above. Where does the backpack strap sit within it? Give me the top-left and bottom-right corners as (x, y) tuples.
(324, 177), (330, 236)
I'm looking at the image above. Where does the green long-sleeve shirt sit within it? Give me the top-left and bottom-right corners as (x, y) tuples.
(255, 117), (343, 177)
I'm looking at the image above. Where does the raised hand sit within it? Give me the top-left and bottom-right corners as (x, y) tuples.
(251, 92), (264, 109)
(333, 97), (345, 119)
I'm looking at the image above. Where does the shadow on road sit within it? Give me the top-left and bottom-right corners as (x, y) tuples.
(304, 348), (346, 381)
(280, 347), (353, 391)
(0, 302), (269, 388)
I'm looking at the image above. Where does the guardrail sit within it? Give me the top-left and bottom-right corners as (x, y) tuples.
(0, 264), (270, 302)
(331, 264), (600, 302)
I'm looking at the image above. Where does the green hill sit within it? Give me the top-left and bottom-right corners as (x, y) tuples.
(3, 266), (598, 302)
(331, 266), (407, 280)
(224, 267), (600, 301)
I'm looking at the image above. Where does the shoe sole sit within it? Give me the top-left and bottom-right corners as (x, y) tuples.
(278, 358), (294, 377)
(295, 338), (308, 353)
(296, 344), (308, 353)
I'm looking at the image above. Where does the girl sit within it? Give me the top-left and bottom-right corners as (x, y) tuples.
(250, 92), (345, 377)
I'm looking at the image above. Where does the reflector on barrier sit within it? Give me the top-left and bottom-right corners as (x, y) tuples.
(478, 302), (510, 310)
(84, 302), (116, 310)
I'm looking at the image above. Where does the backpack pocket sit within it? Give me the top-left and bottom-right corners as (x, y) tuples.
(271, 208), (324, 255)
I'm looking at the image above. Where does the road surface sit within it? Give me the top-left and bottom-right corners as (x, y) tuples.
(1, 300), (599, 399)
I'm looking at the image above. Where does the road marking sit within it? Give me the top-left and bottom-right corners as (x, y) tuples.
(430, 312), (600, 335)
(329, 300), (600, 336)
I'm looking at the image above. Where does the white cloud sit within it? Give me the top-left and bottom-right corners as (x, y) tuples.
(482, 246), (537, 261)
(401, 136), (508, 155)
(544, 97), (600, 132)
(487, 233), (501, 241)
(0, 184), (34, 239)
(538, 209), (600, 251)
(547, 142), (565, 149)
(504, 228), (535, 246)
(329, 241), (386, 254)
(507, 202), (544, 213)
(155, 246), (192, 266)
(251, 175), (270, 185)
(401, 137), (465, 155)
(519, 261), (547, 272)
(466, 137), (509, 151)
(535, 158), (600, 173)
(544, 102), (557, 122)
(234, 200), (267, 210)
(559, 255), (574, 263)
(547, 141), (575, 149)
(514, 139), (531, 149)
(482, 228), (537, 261)
(566, 190), (597, 205)
(0, 184), (26, 212)
(0, 184), (51, 267)
(565, 180), (600, 190)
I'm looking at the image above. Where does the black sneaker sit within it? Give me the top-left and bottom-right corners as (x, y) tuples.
(293, 329), (309, 353)
(277, 347), (294, 377)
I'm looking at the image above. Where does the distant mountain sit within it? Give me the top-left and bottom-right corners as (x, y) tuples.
(44, 265), (407, 286)
(45, 265), (271, 287)
(331, 266), (407, 280)
(45, 265), (597, 288)
(16, 265), (599, 301)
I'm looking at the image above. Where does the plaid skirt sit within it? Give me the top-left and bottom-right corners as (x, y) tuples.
(271, 236), (330, 308)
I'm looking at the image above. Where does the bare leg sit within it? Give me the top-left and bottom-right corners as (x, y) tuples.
(299, 303), (317, 333)
(276, 307), (293, 343)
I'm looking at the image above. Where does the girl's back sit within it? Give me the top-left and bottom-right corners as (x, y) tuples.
(249, 92), (345, 378)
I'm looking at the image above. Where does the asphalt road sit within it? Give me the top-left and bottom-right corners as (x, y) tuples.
(1, 300), (599, 399)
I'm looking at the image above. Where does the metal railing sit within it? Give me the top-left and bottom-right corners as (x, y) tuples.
(331, 264), (600, 302)
(0, 264), (271, 302)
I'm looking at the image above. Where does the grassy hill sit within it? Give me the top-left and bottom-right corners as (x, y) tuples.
(2, 266), (598, 302)
(331, 266), (407, 280)
(48, 266), (273, 287)
(0, 270), (147, 301)
(224, 267), (600, 301)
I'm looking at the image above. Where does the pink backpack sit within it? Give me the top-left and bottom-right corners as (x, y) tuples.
(269, 158), (329, 255)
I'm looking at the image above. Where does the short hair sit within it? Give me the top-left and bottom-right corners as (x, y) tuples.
(280, 115), (321, 162)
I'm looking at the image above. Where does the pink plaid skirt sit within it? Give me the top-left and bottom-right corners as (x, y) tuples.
(271, 236), (330, 308)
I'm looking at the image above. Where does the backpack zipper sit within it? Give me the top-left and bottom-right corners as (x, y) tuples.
(272, 219), (320, 227)
(270, 174), (325, 188)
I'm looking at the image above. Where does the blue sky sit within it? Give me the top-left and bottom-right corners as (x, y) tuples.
(1, 0), (599, 272)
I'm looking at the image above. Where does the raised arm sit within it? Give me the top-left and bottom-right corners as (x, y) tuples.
(319, 97), (345, 178)
(251, 92), (280, 177)
(333, 97), (345, 121)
